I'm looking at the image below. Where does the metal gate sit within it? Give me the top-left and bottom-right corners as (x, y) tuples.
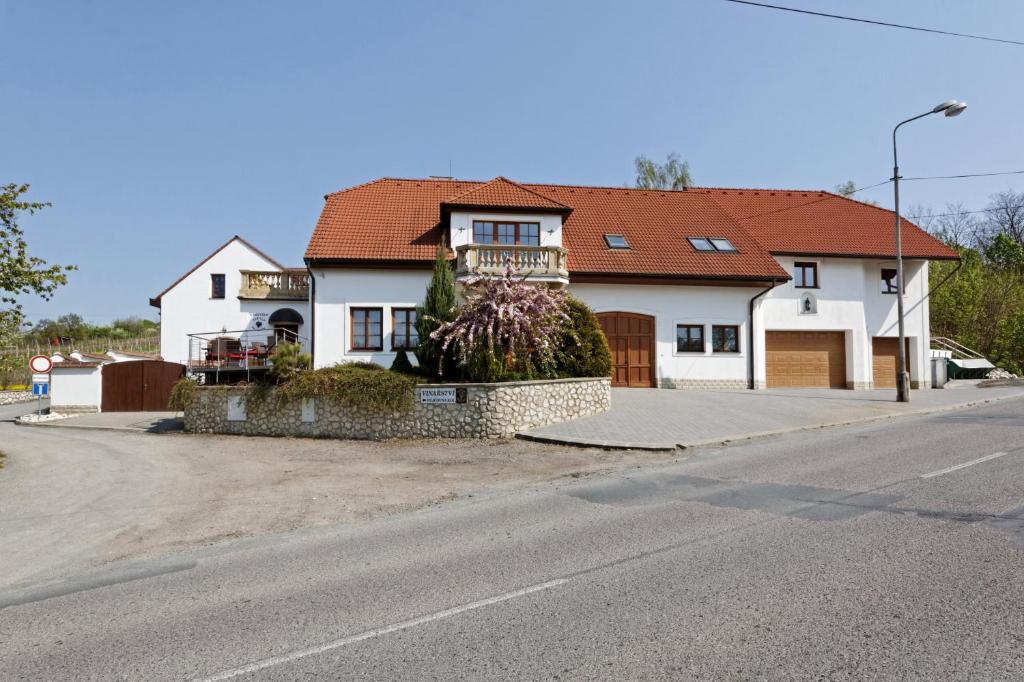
(101, 360), (186, 412)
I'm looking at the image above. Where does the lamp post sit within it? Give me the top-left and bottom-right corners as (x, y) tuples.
(891, 99), (966, 403)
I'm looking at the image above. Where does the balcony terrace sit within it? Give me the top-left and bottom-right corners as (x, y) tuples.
(454, 244), (569, 285)
(239, 270), (310, 300)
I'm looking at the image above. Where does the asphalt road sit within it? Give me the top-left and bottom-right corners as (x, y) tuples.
(1, 399), (1023, 680)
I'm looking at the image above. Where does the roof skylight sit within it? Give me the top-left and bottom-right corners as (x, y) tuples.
(688, 237), (737, 253)
(604, 234), (630, 249)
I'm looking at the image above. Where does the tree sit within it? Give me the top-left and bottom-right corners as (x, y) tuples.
(415, 239), (458, 377)
(980, 189), (1024, 248)
(0, 183), (75, 350)
(834, 180), (857, 198)
(634, 153), (692, 190)
(431, 264), (568, 382)
(835, 180), (878, 206)
(919, 202), (980, 249)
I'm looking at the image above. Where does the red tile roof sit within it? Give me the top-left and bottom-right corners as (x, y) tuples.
(442, 176), (571, 213)
(702, 188), (958, 260)
(305, 178), (958, 278)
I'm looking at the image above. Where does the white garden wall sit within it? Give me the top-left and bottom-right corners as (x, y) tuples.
(49, 366), (102, 412)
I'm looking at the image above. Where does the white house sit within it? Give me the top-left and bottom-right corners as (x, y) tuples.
(157, 177), (958, 390)
(304, 177), (957, 390)
(150, 236), (310, 371)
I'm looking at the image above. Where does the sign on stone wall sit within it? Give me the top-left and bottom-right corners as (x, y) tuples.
(420, 387), (467, 404)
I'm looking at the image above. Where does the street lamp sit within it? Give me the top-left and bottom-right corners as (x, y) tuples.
(892, 99), (966, 403)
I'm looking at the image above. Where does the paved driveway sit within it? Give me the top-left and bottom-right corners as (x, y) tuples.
(521, 385), (1024, 449)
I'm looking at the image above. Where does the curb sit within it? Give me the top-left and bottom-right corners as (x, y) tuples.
(517, 391), (1024, 451)
(14, 418), (184, 434)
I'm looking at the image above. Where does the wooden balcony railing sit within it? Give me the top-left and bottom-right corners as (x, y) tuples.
(239, 270), (310, 300)
(455, 244), (569, 282)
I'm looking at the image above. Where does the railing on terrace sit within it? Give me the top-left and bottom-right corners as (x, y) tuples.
(239, 270), (310, 300)
(454, 244), (569, 281)
(931, 336), (987, 360)
(186, 328), (309, 381)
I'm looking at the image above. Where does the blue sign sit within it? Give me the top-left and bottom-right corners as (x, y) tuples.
(32, 382), (49, 396)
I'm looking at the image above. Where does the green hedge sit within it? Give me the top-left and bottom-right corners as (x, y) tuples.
(553, 296), (613, 379)
(276, 363), (416, 411)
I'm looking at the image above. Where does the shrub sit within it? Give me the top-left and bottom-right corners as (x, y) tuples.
(276, 363), (415, 411)
(554, 296), (613, 378)
(389, 348), (415, 374)
(168, 377), (199, 411)
(269, 341), (312, 382)
(431, 264), (568, 382)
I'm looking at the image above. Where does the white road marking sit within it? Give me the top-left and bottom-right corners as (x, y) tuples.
(198, 577), (570, 681)
(920, 452), (1009, 479)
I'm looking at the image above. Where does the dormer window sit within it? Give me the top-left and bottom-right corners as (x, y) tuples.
(688, 237), (737, 252)
(604, 234), (629, 249)
(473, 221), (540, 246)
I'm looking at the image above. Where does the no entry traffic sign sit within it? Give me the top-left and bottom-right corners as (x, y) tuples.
(29, 355), (53, 373)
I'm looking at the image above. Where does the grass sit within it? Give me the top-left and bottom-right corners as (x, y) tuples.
(0, 451), (6, 469)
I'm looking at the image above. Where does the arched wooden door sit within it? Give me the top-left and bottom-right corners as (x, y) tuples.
(101, 360), (186, 411)
(597, 312), (656, 387)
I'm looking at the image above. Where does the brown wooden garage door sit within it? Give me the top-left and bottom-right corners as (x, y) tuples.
(597, 312), (656, 387)
(766, 331), (847, 388)
(872, 337), (911, 389)
(101, 360), (186, 411)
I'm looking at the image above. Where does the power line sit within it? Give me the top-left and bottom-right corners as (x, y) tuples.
(722, 0), (1024, 47)
(909, 205), (1024, 220)
(902, 170), (1024, 182)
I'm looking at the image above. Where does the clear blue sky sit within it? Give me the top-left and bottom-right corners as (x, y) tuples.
(4, 0), (1023, 324)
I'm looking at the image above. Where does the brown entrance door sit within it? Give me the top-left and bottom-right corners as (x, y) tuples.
(872, 337), (911, 389)
(597, 312), (656, 387)
(101, 360), (186, 411)
(765, 331), (847, 388)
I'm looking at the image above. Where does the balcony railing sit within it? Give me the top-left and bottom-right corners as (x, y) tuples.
(455, 244), (569, 282)
(239, 270), (310, 300)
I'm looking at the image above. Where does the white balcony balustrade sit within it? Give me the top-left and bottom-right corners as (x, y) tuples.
(239, 270), (310, 300)
(455, 244), (568, 285)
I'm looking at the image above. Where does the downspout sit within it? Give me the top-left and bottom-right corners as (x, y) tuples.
(306, 262), (316, 364)
(748, 279), (779, 390)
(924, 258), (962, 301)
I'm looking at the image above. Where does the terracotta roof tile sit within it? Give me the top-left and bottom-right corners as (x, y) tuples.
(305, 178), (958, 277)
(702, 189), (958, 260)
(442, 176), (570, 212)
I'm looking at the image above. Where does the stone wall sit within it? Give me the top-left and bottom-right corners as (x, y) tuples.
(185, 377), (610, 439)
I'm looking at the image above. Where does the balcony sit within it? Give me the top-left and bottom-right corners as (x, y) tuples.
(454, 244), (569, 285)
(239, 270), (310, 300)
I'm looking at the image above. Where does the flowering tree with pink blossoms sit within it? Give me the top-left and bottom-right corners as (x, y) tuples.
(430, 264), (569, 381)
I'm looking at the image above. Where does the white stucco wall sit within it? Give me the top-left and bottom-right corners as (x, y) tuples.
(448, 211), (562, 249)
(760, 257), (930, 388)
(156, 239), (308, 364)
(570, 283), (759, 386)
(50, 366), (102, 410)
(311, 268), (431, 368)
(310, 255), (933, 390)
